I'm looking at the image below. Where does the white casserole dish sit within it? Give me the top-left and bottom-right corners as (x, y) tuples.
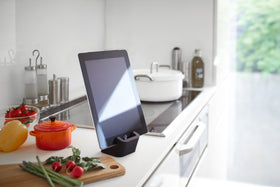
(133, 69), (184, 102)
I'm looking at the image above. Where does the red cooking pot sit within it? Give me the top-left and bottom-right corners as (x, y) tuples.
(30, 116), (76, 150)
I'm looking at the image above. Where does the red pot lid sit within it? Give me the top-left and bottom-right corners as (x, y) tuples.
(34, 116), (72, 132)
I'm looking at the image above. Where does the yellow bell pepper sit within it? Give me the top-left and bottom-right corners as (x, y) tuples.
(0, 120), (28, 152)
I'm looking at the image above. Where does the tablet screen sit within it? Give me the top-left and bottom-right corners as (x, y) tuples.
(79, 50), (147, 149)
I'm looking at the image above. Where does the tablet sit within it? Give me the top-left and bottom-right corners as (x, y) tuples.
(78, 50), (147, 150)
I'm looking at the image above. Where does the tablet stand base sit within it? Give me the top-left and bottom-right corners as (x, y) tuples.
(101, 131), (140, 157)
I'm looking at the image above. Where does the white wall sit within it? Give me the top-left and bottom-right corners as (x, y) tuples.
(0, 0), (216, 108)
(0, 0), (17, 107)
(105, 0), (215, 86)
(0, 0), (105, 107)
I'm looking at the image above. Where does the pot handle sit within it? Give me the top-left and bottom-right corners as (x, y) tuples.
(29, 131), (37, 136)
(71, 124), (77, 132)
(134, 74), (154, 81)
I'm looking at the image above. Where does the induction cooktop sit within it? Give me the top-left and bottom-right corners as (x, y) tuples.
(40, 90), (201, 137)
(141, 90), (200, 136)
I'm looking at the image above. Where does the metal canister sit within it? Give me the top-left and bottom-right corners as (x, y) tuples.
(49, 74), (61, 106)
(59, 77), (69, 103)
(172, 47), (182, 70)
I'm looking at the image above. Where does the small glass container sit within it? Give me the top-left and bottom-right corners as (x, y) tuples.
(24, 58), (38, 105)
(37, 57), (49, 105)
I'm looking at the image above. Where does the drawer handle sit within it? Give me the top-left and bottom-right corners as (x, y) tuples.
(176, 122), (206, 156)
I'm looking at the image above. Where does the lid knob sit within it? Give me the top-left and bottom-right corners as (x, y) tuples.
(49, 116), (56, 122)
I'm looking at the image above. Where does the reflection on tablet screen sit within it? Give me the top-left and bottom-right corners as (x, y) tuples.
(79, 50), (147, 149)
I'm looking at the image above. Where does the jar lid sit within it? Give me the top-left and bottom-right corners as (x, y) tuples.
(34, 116), (72, 132)
(37, 57), (47, 69)
(25, 58), (36, 71)
(25, 66), (36, 71)
(37, 64), (47, 69)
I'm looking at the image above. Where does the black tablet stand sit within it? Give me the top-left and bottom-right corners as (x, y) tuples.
(101, 131), (140, 157)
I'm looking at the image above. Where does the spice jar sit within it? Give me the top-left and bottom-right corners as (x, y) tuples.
(24, 58), (38, 105)
(37, 57), (49, 105)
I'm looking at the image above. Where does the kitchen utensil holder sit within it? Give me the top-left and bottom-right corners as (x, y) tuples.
(101, 131), (140, 157)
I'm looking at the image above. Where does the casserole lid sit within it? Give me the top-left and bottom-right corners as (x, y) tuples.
(34, 116), (72, 132)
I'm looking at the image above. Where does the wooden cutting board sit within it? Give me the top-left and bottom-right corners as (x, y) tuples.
(0, 156), (125, 187)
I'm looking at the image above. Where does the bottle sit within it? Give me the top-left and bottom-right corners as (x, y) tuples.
(36, 57), (49, 106)
(24, 58), (38, 105)
(191, 49), (204, 88)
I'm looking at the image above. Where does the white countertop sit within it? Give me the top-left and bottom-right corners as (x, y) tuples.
(0, 87), (215, 187)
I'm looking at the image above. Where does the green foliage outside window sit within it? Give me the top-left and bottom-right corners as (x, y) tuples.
(237, 0), (280, 73)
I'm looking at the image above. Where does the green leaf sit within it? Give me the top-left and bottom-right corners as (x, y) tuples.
(45, 157), (64, 165)
(236, 0), (280, 73)
(44, 146), (106, 172)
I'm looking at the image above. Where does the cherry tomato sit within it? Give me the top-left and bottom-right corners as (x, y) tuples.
(24, 110), (30, 116)
(19, 104), (28, 116)
(16, 108), (22, 117)
(19, 117), (28, 123)
(9, 109), (18, 118)
(72, 166), (84, 178)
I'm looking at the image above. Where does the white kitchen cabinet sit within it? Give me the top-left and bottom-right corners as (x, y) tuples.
(192, 0), (233, 178)
(192, 74), (232, 180)
(144, 105), (209, 187)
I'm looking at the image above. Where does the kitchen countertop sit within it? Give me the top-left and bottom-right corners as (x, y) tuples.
(0, 87), (215, 187)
